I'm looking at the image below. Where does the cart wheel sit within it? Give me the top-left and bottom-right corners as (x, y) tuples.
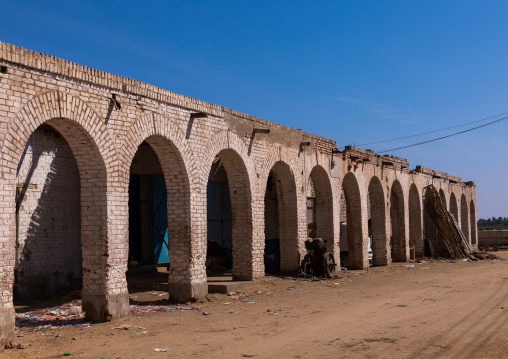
(323, 252), (337, 278)
(301, 254), (313, 275)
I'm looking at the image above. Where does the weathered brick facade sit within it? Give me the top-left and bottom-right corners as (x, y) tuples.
(0, 41), (477, 343)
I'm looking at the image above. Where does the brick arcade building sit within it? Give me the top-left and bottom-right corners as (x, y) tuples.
(0, 42), (477, 343)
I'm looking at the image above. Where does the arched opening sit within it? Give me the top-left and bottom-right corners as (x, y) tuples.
(470, 200), (477, 245)
(461, 194), (470, 243)
(423, 187), (448, 257)
(409, 184), (423, 258)
(264, 162), (298, 274)
(12, 118), (109, 321)
(206, 157), (233, 276)
(308, 166), (334, 251)
(127, 136), (191, 301)
(450, 192), (458, 221)
(368, 177), (387, 266)
(127, 141), (169, 291)
(450, 192), (459, 223)
(390, 180), (406, 262)
(339, 173), (365, 269)
(207, 149), (252, 281)
(15, 124), (81, 302)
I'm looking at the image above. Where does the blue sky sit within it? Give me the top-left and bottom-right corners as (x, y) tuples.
(1, 1), (507, 218)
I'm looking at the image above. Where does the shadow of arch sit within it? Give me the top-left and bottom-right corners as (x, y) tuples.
(15, 125), (81, 300)
(390, 180), (406, 262)
(409, 184), (423, 258)
(368, 176), (387, 266)
(439, 188), (447, 209)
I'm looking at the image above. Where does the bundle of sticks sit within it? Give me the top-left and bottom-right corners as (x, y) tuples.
(424, 185), (474, 260)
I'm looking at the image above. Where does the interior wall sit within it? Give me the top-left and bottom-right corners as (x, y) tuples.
(15, 125), (81, 299)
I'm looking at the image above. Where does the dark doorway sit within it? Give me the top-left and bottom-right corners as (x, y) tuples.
(129, 142), (169, 266)
(264, 172), (281, 274)
(206, 157), (233, 274)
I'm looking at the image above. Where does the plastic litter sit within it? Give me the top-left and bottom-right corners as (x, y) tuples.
(15, 303), (91, 333)
(129, 298), (201, 315)
(64, 352), (71, 356)
(154, 348), (168, 352)
(15, 299), (200, 334)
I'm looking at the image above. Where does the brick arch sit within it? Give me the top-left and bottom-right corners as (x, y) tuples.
(460, 194), (470, 243)
(136, 135), (194, 290)
(341, 172), (365, 269)
(267, 161), (299, 273)
(123, 115), (206, 301)
(258, 146), (300, 186)
(308, 165), (335, 253)
(390, 180), (406, 262)
(368, 176), (388, 266)
(409, 183), (423, 258)
(450, 192), (459, 221)
(470, 200), (477, 245)
(122, 113), (198, 184)
(0, 91), (125, 323)
(201, 131), (256, 280)
(5, 91), (116, 170)
(202, 130), (255, 188)
(209, 147), (254, 281)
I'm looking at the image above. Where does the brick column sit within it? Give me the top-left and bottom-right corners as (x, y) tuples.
(81, 181), (130, 322)
(167, 178), (208, 303)
(251, 193), (266, 279)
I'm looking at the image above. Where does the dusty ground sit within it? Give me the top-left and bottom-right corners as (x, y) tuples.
(2, 251), (508, 359)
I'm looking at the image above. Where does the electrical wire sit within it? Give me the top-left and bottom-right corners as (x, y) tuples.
(378, 115), (508, 154)
(357, 112), (508, 146)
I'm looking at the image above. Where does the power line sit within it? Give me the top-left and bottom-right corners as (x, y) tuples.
(378, 115), (508, 154)
(357, 112), (508, 146)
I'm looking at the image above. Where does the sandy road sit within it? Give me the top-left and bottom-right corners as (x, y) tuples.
(2, 251), (507, 359)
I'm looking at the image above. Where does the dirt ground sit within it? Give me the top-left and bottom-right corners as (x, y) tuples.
(2, 250), (508, 359)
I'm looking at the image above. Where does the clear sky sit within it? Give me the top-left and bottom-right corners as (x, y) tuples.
(1, 1), (507, 219)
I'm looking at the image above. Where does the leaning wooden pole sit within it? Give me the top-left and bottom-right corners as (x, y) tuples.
(424, 185), (474, 260)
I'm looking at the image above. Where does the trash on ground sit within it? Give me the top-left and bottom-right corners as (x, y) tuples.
(154, 348), (168, 352)
(15, 303), (90, 332)
(129, 298), (201, 315)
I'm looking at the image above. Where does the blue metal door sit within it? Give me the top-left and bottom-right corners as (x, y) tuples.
(152, 175), (169, 263)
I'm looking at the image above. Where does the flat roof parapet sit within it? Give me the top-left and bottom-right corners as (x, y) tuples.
(343, 146), (409, 170)
(413, 166), (463, 183)
(0, 41), (335, 147)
